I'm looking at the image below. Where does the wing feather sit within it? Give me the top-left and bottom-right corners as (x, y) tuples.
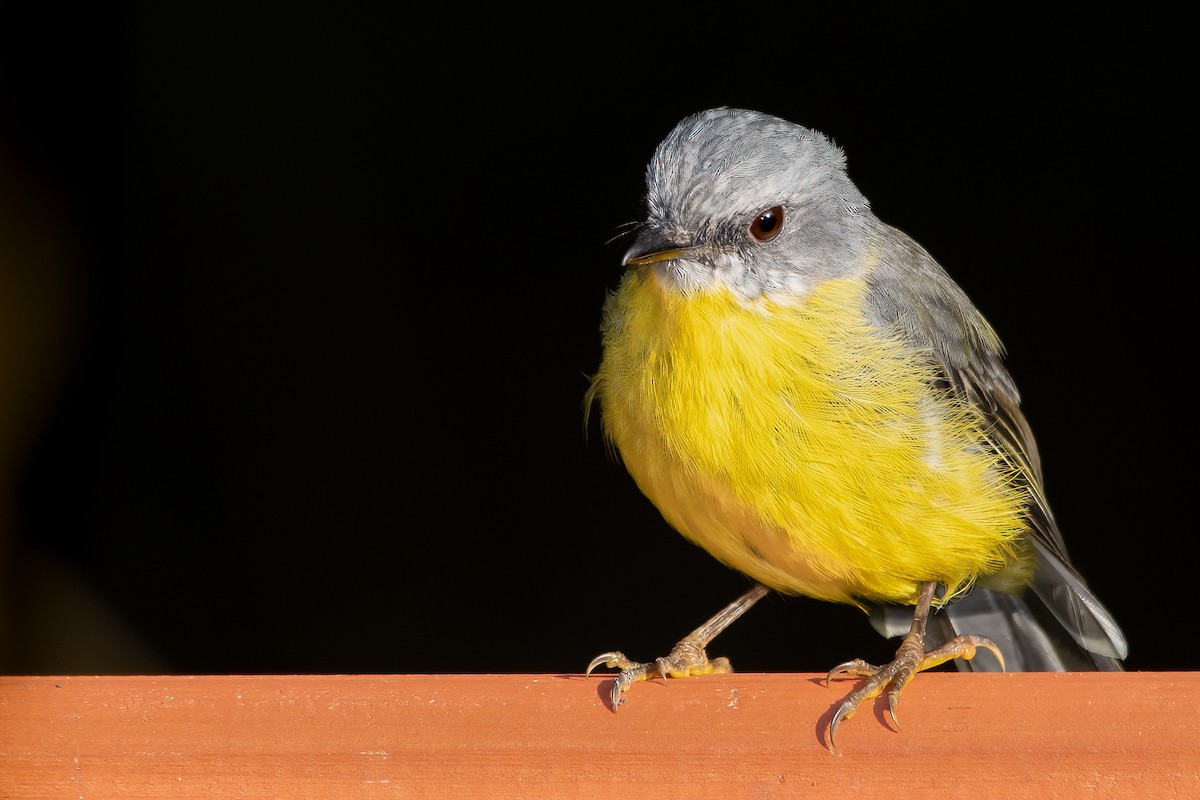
(863, 222), (1126, 662)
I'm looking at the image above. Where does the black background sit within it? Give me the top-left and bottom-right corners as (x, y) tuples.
(0, 8), (1191, 676)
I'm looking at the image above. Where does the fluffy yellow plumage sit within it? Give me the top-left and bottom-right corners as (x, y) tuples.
(590, 264), (1027, 608)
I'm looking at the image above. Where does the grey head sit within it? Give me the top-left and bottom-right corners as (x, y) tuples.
(624, 107), (874, 299)
(620, 109), (1131, 666)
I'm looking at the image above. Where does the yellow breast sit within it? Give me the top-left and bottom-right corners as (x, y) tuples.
(591, 267), (1028, 607)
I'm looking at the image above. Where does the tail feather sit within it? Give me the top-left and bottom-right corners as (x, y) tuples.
(1027, 538), (1127, 662)
(869, 553), (1126, 673)
(936, 588), (1123, 672)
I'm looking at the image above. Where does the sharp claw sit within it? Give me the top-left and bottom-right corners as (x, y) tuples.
(828, 702), (851, 752)
(585, 651), (623, 677)
(979, 638), (1006, 672)
(825, 659), (867, 686)
(823, 611), (1000, 749)
(587, 653), (639, 712)
(825, 662), (849, 687)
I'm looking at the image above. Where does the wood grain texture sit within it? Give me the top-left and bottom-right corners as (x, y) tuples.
(1, 672), (1197, 798)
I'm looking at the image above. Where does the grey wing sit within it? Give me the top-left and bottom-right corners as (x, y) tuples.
(863, 222), (1127, 667)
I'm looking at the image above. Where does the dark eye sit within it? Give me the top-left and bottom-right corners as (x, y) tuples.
(749, 205), (785, 241)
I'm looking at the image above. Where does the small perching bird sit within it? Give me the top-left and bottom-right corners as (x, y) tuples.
(585, 107), (1126, 749)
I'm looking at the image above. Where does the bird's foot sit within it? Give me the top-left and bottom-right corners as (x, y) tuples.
(824, 633), (1003, 750)
(586, 638), (733, 711)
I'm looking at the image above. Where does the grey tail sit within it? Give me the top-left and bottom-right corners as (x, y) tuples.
(869, 582), (1125, 672)
(937, 586), (1123, 672)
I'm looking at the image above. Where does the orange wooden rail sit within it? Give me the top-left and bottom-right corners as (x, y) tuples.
(1, 672), (1197, 798)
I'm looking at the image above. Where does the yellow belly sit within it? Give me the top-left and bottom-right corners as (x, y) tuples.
(591, 268), (1028, 607)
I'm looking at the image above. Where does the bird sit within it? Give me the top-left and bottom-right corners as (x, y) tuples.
(584, 107), (1127, 748)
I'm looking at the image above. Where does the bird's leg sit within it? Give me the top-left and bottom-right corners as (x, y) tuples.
(587, 583), (769, 711)
(824, 580), (1004, 749)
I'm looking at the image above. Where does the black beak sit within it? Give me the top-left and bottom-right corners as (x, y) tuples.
(622, 228), (697, 266)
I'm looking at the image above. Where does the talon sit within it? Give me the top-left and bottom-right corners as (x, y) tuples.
(584, 638), (734, 712)
(825, 658), (876, 686)
(825, 635), (1006, 748)
(585, 587), (768, 714)
(976, 637), (1006, 672)
(586, 652), (647, 712)
(586, 651), (626, 677)
(828, 701), (855, 751)
(825, 661), (854, 686)
(611, 674), (627, 710)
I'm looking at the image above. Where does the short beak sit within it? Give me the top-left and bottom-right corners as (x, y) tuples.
(622, 229), (696, 266)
